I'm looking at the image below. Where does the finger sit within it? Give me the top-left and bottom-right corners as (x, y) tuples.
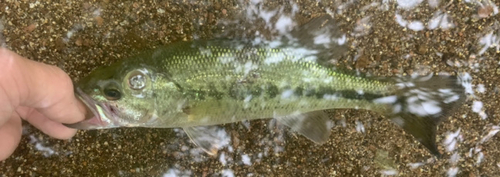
(18, 58), (86, 123)
(16, 106), (77, 140)
(0, 60), (16, 127)
(0, 114), (22, 161)
(0, 96), (13, 127)
(0, 48), (86, 124)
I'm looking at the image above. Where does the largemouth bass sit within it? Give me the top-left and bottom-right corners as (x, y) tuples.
(66, 16), (466, 157)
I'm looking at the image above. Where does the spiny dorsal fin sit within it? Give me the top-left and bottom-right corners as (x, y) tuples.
(278, 110), (333, 144)
(288, 14), (348, 67)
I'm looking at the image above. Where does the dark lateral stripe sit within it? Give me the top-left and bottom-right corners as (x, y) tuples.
(291, 86), (383, 101)
(183, 83), (384, 102)
(312, 87), (384, 101)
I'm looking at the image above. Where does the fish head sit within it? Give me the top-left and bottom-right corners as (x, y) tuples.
(67, 62), (158, 129)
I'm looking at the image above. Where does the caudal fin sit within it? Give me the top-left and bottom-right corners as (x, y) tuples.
(372, 74), (466, 157)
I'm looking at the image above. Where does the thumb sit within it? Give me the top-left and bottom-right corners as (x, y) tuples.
(0, 48), (86, 124)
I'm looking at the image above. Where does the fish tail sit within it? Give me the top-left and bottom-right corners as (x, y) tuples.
(372, 74), (466, 157)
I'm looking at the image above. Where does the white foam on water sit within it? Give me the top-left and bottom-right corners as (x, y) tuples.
(373, 95), (397, 104)
(438, 88), (453, 93)
(472, 101), (483, 113)
(449, 152), (460, 165)
(162, 168), (192, 177)
(446, 167), (459, 177)
(355, 121), (365, 133)
(241, 154), (252, 165)
(476, 84), (486, 93)
(379, 169), (398, 176)
(421, 101), (441, 115)
(444, 95), (460, 104)
(408, 101), (441, 117)
(313, 33), (332, 45)
(267, 40), (283, 48)
(408, 21), (425, 31)
(162, 169), (177, 177)
(460, 73), (474, 96)
(221, 169), (235, 177)
(478, 31), (500, 55)
(476, 151), (484, 165)
(427, 0), (440, 8)
(442, 129), (462, 152)
(395, 14), (408, 27)
(408, 162), (425, 169)
(428, 11), (455, 30)
(480, 125), (500, 143)
(275, 15), (295, 35)
(336, 34), (347, 45)
(246, 0), (276, 26)
(64, 23), (88, 43)
(396, 0), (423, 9)
(29, 135), (56, 157)
(219, 152), (227, 166)
(472, 101), (487, 119)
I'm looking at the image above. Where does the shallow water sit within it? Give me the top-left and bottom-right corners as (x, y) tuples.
(1, 0), (499, 176)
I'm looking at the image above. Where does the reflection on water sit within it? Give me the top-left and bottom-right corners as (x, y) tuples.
(1, 0), (500, 176)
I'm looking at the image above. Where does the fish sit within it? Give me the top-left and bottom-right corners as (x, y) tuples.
(65, 15), (466, 157)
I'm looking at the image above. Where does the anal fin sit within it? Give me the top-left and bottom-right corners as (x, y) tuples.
(278, 110), (333, 144)
(183, 126), (230, 156)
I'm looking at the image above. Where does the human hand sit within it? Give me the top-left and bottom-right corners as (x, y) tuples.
(0, 48), (86, 161)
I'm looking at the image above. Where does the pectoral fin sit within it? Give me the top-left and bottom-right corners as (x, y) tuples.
(278, 110), (333, 144)
(183, 126), (229, 156)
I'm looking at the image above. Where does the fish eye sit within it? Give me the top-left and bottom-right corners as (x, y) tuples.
(104, 88), (121, 100)
(127, 70), (147, 90)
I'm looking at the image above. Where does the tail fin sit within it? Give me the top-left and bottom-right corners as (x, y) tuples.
(373, 74), (466, 157)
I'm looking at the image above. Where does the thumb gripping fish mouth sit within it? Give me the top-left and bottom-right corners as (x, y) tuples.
(64, 87), (116, 129)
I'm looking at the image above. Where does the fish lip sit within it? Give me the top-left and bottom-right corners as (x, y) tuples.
(64, 87), (120, 129)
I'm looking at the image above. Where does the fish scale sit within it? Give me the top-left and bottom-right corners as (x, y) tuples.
(147, 42), (392, 122)
(162, 43), (393, 94)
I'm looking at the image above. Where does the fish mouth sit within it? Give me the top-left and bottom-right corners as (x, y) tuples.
(64, 87), (121, 130)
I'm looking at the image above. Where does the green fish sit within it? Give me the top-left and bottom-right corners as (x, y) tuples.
(66, 16), (466, 157)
